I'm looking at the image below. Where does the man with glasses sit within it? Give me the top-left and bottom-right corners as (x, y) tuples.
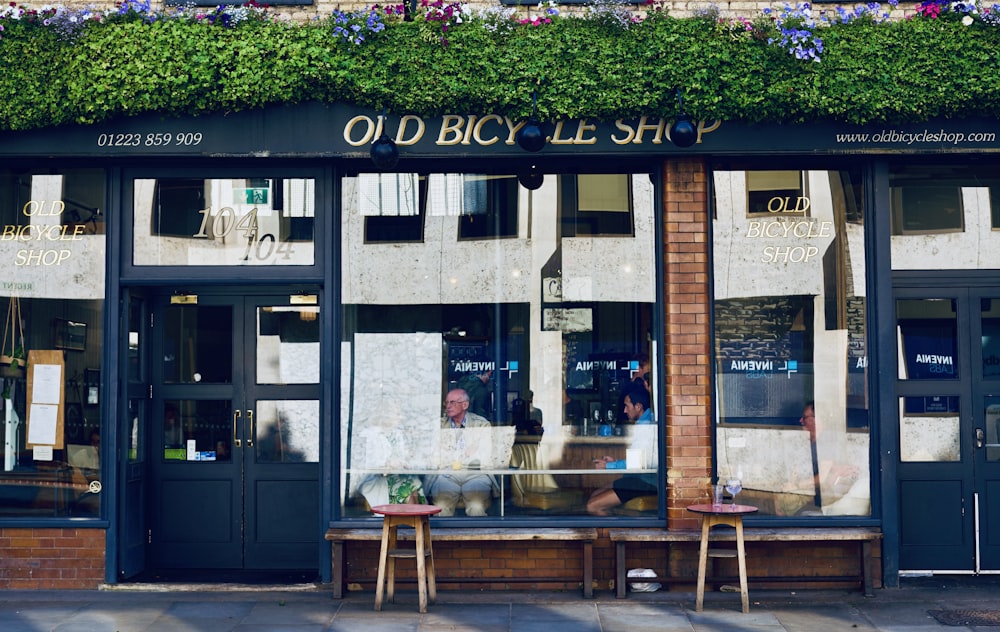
(424, 388), (496, 516)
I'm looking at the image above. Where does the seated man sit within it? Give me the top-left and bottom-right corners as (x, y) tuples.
(587, 385), (658, 516)
(424, 388), (497, 516)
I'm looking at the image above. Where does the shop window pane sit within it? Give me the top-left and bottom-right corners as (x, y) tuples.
(340, 171), (658, 519)
(0, 170), (106, 519)
(132, 177), (316, 265)
(712, 168), (870, 517)
(890, 163), (1000, 270)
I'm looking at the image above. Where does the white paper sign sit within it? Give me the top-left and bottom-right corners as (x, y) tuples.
(27, 403), (59, 445)
(31, 364), (63, 404)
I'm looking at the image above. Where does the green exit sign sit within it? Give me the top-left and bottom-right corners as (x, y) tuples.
(240, 188), (269, 204)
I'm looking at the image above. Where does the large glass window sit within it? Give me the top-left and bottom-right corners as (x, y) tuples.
(712, 167), (871, 517)
(132, 177), (316, 266)
(0, 169), (106, 518)
(340, 170), (658, 518)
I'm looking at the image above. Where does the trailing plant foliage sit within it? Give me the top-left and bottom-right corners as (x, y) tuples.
(3, 0), (1000, 131)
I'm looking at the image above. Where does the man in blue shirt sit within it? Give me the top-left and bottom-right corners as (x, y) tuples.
(586, 385), (658, 516)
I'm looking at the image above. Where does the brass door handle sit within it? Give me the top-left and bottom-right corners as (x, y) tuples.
(233, 409), (242, 448)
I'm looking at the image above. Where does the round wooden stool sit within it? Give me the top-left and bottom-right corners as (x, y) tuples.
(687, 503), (759, 614)
(370, 503), (442, 613)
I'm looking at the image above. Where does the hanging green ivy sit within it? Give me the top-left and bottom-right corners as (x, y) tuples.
(2, 0), (1000, 132)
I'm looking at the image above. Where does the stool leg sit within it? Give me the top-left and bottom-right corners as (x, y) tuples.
(735, 518), (749, 614)
(695, 516), (711, 612)
(374, 520), (392, 611)
(386, 521), (399, 605)
(423, 517), (437, 604)
(414, 517), (428, 614)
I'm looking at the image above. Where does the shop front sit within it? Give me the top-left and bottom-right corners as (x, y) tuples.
(0, 103), (997, 589)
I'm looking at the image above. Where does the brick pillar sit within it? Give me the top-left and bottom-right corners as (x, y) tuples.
(661, 158), (712, 530)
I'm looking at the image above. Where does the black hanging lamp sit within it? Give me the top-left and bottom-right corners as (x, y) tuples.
(518, 165), (544, 190)
(516, 92), (546, 153)
(370, 109), (399, 170)
(669, 89), (698, 149)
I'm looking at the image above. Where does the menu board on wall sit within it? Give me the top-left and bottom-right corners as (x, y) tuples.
(25, 350), (65, 449)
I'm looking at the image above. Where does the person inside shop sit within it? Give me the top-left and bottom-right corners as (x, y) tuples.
(424, 388), (498, 516)
(513, 390), (544, 435)
(457, 368), (493, 419)
(792, 400), (862, 515)
(586, 385), (658, 516)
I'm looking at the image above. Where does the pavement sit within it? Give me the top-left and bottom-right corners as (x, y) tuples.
(1, 576), (1000, 631)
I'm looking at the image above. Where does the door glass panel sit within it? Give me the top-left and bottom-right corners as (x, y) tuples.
(132, 177), (316, 266)
(128, 297), (143, 382)
(127, 399), (143, 463)
(256, 305), (319, 384)
(162, 304), (233, 384)
(982, 298), (1000, 378)
(987, 397), (1000, 463)
(899, 396), (961, 462)
(255, 400), (319, 463)
(896, 298), (958, 380)
(163, 399), (232, 461)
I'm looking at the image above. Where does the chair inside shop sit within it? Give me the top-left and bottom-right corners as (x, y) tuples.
(509, 437), (583, 511)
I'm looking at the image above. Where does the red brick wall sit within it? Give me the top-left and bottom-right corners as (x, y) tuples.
(662, 157), (713, 530)
(0, 528), (106, 589)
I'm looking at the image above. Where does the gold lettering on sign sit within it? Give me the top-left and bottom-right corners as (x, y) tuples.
(4, 200), (84, 266)
(631, 116), (666, 145)
(437, 115), (465, 146)
(611, 119), (637, 145)
(472, 115), (504, 146)
(744, 200), (832, 263)
(344, 115), (378, 147)
(396, 115), (426, 146)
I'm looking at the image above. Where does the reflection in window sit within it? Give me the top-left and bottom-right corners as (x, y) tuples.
(746, 170), (806, 216)
(896, 299), (958, 380)
(132, 177), (316, 266)
(890, 163), (1000, 270)
(339, 172), (657, 519)
(255, 400), (319, 463)
(256, 304), (320, 385)
(712, 168), (870, 517)
(983, 298), (1000, 378)
(561, 174), (634, 236)
(891, 185), (964, 234)
(899, 396), (961, 462)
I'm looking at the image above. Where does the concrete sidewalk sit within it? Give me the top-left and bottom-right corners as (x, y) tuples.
(1, 576), (998, 631)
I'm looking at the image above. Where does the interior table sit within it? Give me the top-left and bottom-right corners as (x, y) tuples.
(687, 503), (759, 614)
(370, 503), (442, 613)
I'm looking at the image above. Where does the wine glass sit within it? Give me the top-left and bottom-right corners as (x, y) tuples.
(725, 478), (743, 506)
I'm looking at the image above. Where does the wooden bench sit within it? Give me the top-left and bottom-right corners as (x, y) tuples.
(326, 527), (598, 599)
(609, 526), (882, 599)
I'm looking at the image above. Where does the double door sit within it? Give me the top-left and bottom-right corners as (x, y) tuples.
(896, 288), (1000, 572)
(122, 289), (320, 576)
